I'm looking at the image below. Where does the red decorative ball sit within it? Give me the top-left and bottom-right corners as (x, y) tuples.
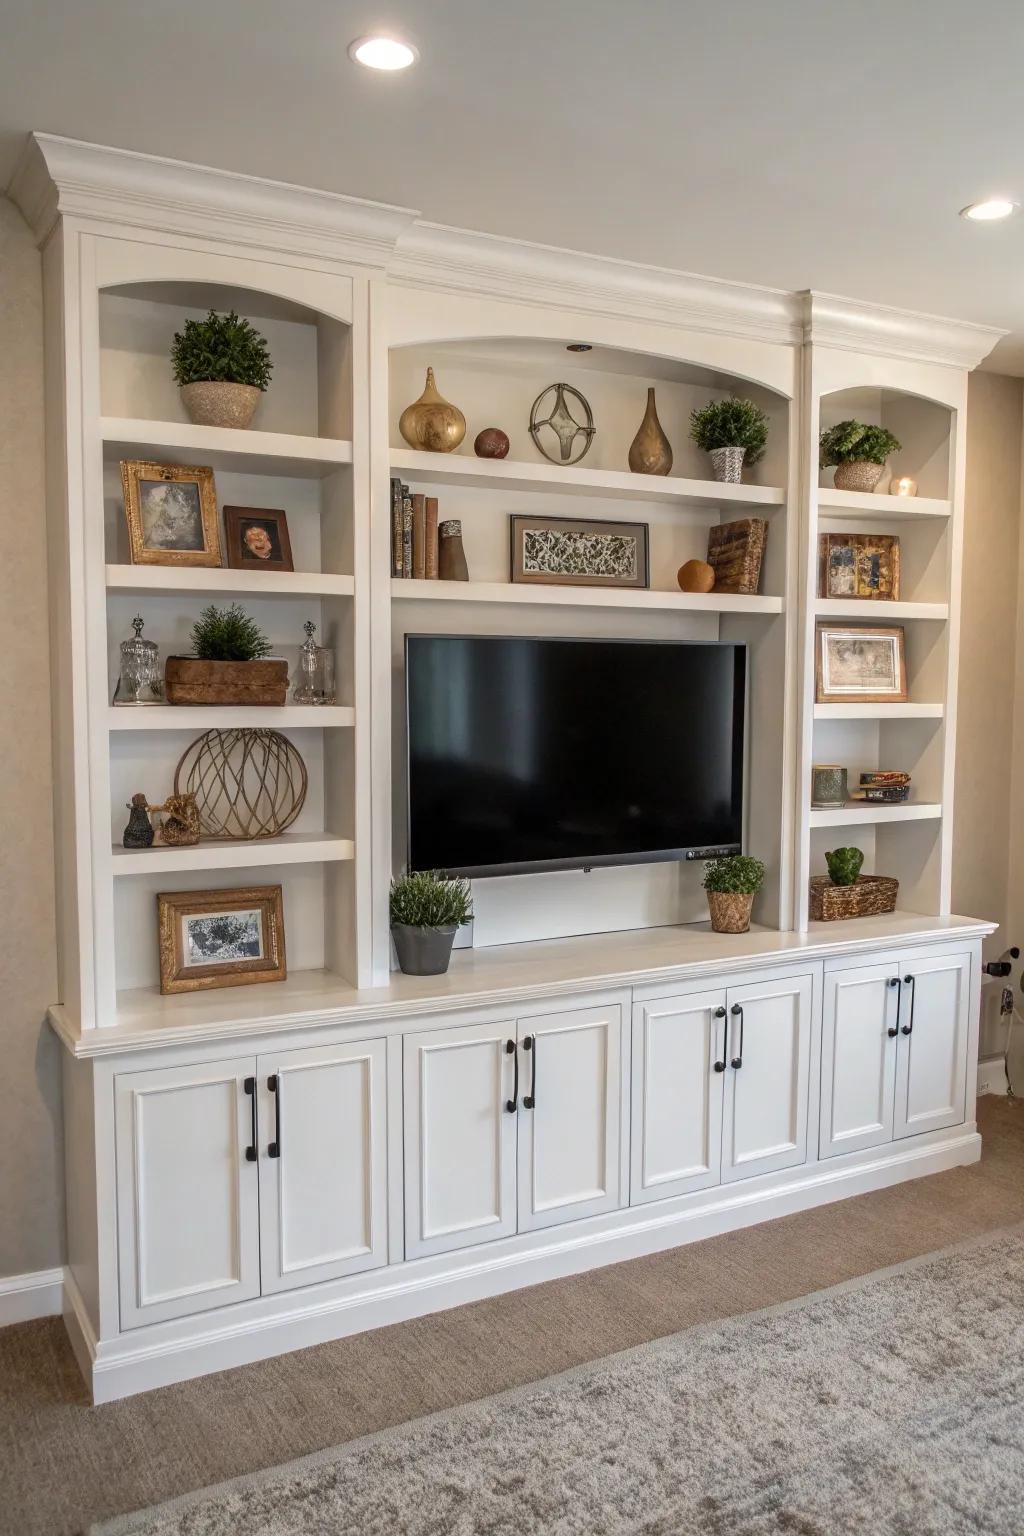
(474, 427), (510, 459)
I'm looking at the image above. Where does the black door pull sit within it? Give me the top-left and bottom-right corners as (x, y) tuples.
(268, 1073), (282, 1157)
(902, 974), (916, 1035)
(713, 1005), (728, 1072)
(244, 1076), (258, 1162)
(887, 975), (901, 1037)
(730, 1003), (744, 1069)
(505, 1039), (518, 1113)
(523, 1035), (536, 1109)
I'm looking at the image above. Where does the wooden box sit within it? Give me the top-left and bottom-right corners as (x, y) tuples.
(706, 518), (768, 594)
(164, 657), (289, 707)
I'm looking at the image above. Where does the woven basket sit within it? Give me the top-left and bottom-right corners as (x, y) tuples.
(707, 891), (754, 934)
(808, 875), (899, 922)
(706, 518), (768, 595)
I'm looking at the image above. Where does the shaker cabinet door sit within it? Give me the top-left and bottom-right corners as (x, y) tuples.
(820, 962), (900, 1159)
(722, 974), (813, 1184)
(894, 950), (970, 1140)
(630, 991), (726, 1204)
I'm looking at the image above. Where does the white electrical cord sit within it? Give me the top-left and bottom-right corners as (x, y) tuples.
(1003, 998), (1022, 1098)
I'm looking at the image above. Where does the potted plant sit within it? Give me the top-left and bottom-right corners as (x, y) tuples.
(701, 853), (765, 934)
(819, 420), (902, 493)
(164, 604), (289, 706)
(689, 398), (769, 483)
(171, 309), (273, 430)
(390, 870), (473, 976)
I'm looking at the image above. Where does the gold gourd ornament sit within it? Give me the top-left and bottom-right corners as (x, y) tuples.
(628, 387), (673, 475)
(399, 367), (467, 453)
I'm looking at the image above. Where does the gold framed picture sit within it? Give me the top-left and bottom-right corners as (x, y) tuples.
(121, 460), (221, 567)
(819, 532), (901, 601)
(157, 885), (286, 995)
(815, 624), (908, 704)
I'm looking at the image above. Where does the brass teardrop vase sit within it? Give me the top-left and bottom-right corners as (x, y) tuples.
(628, 387), (673, 476)
(399, 367), (467, 454)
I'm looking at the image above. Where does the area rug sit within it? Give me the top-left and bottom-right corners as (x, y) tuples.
(93, 1226), (1024, 1535)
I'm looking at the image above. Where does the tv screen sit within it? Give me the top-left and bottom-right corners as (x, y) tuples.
(405, 635), (747, 879)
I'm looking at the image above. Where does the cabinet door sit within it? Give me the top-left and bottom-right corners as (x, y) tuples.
(894, 950), (970, 1139)
(518, 1004), (623, 1233)
(722, 974), (813, 1184)
(115, 1058), (260, 1329)
(820, 962), (900, 1159)
(630, 991), (726, 1204)
(258, 1038), (389, 1295)
(403, 1019), (518, 1260)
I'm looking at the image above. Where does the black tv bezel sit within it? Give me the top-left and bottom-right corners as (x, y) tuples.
(404, 633), (749, 880)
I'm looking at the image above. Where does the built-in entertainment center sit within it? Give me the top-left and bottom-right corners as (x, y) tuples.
(14, 133), (1002, 1401)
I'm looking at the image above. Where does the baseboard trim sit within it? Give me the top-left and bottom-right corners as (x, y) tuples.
(977, 1057), (1008, 1097)
(0, 1266), (65, 1326)
(81, 1129), (981, 1403)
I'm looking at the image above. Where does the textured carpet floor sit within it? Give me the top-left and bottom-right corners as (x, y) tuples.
(1, 1095), (1022, 1536)
(92, 1226), (1024, 1535)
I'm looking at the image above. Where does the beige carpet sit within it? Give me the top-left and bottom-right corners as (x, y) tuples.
(0, 1094), (1021, 1536)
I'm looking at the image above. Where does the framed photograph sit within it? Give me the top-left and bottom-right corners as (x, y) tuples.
(819, 532), (901, 601)
(224, 505), (294, 573)
(509, 514), (649, 589)
(121, 460), (221, 567)
(157, 885), (286, 995)
(815, 624), (908, 704)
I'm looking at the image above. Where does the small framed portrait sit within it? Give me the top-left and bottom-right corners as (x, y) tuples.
(157, 885), (286, 995)
(509, 514), (649, 590)
(819, 532), (901, 601)
(224, 506), (294, 573)
(815, 624), (908, 704)
(121, 461), (221, 567)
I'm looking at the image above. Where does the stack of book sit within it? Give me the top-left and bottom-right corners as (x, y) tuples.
(391, 478), (440, 580)
(850, 771), (911, 804)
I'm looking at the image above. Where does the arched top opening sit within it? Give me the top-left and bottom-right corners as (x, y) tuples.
(819, 385), (953, 501)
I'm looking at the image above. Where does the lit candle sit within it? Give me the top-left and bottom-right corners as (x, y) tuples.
(890, 475), (917, 497)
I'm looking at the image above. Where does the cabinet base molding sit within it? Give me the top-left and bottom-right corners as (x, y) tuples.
(71, 1125), (980, 1404)
(0, 1266), (65, 1326)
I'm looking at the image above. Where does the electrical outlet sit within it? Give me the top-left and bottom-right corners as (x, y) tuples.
(1001, 987), (1014, 1016)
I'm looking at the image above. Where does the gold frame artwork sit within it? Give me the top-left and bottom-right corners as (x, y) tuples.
(815, 624), (908, 705)
(818, 532), (901, 601)
(157, 885), (286, 995)
(121, 460), (222, 567)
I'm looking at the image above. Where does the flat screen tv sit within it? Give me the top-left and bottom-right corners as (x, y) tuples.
(405, 634), (747, 879)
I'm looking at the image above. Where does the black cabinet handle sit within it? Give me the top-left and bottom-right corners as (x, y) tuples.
(523, 1034), (536, 1109)
(268, 1074), (282, 1157)
(730, 1003), (744, 1069)
(887, 975), (901, 1037)
(902, 974), (916, 1035)
(713, 1005), (728, 1072)
(244, 1076), (257, 1162)
(505, 1039), (518, 1113)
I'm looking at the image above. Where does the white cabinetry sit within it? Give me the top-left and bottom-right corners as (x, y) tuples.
(893, 949), (970, 1139)
(722, 974), (814, 1182)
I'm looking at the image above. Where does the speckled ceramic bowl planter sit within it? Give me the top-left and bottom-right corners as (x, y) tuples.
(180, 380), (262, 430)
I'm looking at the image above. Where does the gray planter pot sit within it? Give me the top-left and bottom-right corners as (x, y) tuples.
(391, 923), (457, 976)
(709, 445), (746, 483)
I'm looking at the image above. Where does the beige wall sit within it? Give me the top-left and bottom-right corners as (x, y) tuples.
(0, 195), (63, 1279)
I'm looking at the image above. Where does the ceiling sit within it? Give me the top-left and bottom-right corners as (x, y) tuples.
(3, 0), (1023, 369)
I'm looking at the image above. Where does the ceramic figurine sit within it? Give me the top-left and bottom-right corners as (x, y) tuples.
(122, 792), (154, 848)
(150, 792), (201, 847)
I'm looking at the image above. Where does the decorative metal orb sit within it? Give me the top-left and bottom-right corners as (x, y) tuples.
(528, 382), (596, 466)
(174, 729), (308, 840)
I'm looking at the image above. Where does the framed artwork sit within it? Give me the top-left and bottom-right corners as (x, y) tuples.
(509, 514), (649, 589)
(157, 885), (286, 995)
(815, 624), (908, 704)
(120, 461), (221, 567)
(224, 505), (294, 572)
(819, 532), (901, 601)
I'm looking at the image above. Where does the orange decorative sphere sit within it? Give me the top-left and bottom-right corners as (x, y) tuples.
(677, 559), (715, 593)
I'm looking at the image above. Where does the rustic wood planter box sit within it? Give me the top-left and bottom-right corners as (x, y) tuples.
(808, 874), (899, 922)
(164, 657), (289, 707)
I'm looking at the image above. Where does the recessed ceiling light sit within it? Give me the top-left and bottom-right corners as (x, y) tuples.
(348, 35), (418, 70)
(960, 198), (1018, 222)
(566, 343), (593, 352)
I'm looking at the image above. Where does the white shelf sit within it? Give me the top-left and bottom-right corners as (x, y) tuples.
(391, 448), (786, 509)
(808, 802), (942, 828)
(813, 702), (943, 721)
(108, 705), (354, 731)
(106, 565), (354, 599)
(817, 488), (952, 520)
(391, 578), (783, 615)
(814, 598), (948, 622)
(102, 417), (353, 479)
(111, 832), (355, 875)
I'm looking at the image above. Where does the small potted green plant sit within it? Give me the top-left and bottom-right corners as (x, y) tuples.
(164, 603), (289, 706)
(701, 853), (766, 934)
(819, 420), (902, 493)
(390, 870), (473, 976)
(171, 309), (273, 430)
(689, 398), (769, 483)
(824, 847), (864, 886)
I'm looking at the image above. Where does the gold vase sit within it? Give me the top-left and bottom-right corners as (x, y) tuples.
(399, 368), (467, 453)
(628, 387), (673, 475)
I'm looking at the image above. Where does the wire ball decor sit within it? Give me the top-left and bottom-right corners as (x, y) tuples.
(174, 729), (308, 841)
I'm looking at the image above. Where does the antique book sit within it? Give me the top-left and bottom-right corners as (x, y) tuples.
(412, 493), (426, 580)
(425, 496), (439, 579)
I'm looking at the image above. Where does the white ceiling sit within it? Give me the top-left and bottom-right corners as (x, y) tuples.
(3, 0), (1024, 369)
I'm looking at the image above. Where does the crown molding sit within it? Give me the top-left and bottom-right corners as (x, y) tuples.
(389, 221), (804, 346)
(804, 291), (1006, 371)
(7, 133), (420, 270)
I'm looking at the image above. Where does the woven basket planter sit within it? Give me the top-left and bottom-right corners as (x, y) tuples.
(833, 460), (886, 493)
(164, 657), (289, 707)
(706, 518), (768, 595)
(808, 874), (899, 922)
(707, 891), (754, 934)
